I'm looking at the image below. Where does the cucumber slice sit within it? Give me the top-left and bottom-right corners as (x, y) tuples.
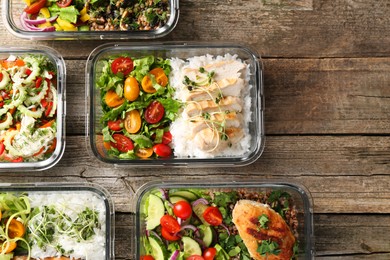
(146, 194), (165, 230)
(199, 224), (213, 247)
(182, 236), (202, 258)
(149, 236), (168, 260)
(169, 190), (198, 201)
(0, 71), (10, 89)
(169, 196), (188, 204)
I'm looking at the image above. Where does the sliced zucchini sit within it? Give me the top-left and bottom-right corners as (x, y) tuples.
(182, 236), (202, 258)
(146, 194), (165, 230)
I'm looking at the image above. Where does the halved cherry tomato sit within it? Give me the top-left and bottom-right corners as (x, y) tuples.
(57, 0), (73, 7)
(0, 241), (17, 254)
(105, 89), (124, 108)
(0, 142), (4, 155)
(110, 134), (134, 153)
(135, 147), (153, 158)
(203, 248), (217, 260)
(24, 0), (47, 14)
(161, 226), (180, 241)
(145, 101), (164, 124)
(124, 76), (140, 101)
(111, 57), (134, 76)
(173, 200), (192, 220)
(153, 143), (172, 157)
(124, 110), (141, 134)
(160, 214), (180, 234)
(141, 255), (155, 260)
(162, 131), (172, 144)
(186, 256), (204, 260)
(141, 67), (168, 93)
(108, 119), (122, 131)
(203, 206), (223, 226)
(7, 219), (26, 238)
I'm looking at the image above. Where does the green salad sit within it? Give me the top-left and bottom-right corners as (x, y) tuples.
(0, 54), (57, 163)
(96, 55), (181, 159)
(140, 188), (300, 260)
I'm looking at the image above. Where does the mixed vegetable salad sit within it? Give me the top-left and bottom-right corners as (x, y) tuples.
(20, 0), (170, 32)
(96, 55), (181, 159)
(140, 188), (299, 260)
(0, 192), (105, 259)
(0, 54), (57, 163)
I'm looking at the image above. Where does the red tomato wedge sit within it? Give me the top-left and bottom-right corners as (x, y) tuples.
(111, 57), (134, 76)
(24, 0), (47, 14)
(145, 101), (164, 124)
(110, 134), (134, 152)
(203, 206), (223, 226)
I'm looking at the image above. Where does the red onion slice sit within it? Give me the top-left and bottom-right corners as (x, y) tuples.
(169, 250), (180, 260)
(191, 198), (209, 207)
(180, 224), (200, 237)
(20, 12), (56, 32)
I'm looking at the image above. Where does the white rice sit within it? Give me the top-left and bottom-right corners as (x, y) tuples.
(28, 192), (107, 260)
(169, 54), (252, 158)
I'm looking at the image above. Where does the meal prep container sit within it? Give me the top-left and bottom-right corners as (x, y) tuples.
(2, 0), (179, 40)
(0, 182), (114, 259)
(135, 180), (315, 259)
(0, 47), (65, 171)
(86, 42), (264, 167)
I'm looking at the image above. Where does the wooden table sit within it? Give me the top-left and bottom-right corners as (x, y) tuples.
(1, 0), (390, 259)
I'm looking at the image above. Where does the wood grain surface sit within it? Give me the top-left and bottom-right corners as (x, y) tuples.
(1, 0), (390, 259)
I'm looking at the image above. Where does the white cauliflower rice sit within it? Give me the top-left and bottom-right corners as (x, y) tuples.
(28, 192), (107, 260)
(169, 54), (253, 158)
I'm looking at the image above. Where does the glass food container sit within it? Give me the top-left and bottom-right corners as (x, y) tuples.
(135, 180), (315, 260)
(2, 0), (179, 40)
(0, 46), (66, 171)
(86, 42), (264, 167)
(0, 182), (114, 259)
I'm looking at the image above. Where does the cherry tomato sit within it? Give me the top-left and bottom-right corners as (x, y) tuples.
(108, 119), (122, 131)
(173, 201), (192, 220)
(162, 131), (172, 144)
(7, 219), (26, 239)
(150, 67), (168, 87)
(57, 0), (73, 7)
(153, 143), (172, 158)
(203, 206), (223, 226)
(145, 101), (164, 124)
(140, 255), (155, 260)
(135, 147), (154, 158)
(24, 0), (47, 14)
(160, 214), (180, 234)
(124, 76), (140, 101)
(105, 89), (125, 108)
(186, 256), (204, 260)
(124, 110), (141, 134)
(203, 248), (217, 260)
(110, 134), (134, 153)
(111, 57), (134, 76)
(0, 142), (4, 155)
(161, 227), (180, 241)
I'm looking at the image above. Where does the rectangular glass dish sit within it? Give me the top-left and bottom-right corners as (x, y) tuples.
(2, 0), (179, 40)
(0, 47), (65, 171)
(0, 182), (114, 259)
(135, 181), (314, 260)
(86, 42), (264, 167)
